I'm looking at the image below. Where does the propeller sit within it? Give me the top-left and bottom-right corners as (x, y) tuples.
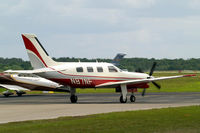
(142, 62), (161, 96)
(149, 62), (157, 76)
(152, 81), (161, 89)
(142, 88), (146, 96)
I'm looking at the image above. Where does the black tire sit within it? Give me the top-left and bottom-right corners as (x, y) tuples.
(4, 94), (9, 97)
(120, 96), (127, 103)
(130, 95), (136, 102)
(70, 95), (78, 103)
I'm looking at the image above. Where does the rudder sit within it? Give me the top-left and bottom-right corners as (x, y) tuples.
(22, 34), (59, 69)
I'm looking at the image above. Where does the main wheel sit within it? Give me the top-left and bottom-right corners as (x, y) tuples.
(120, 96), (127, 103)
(70, 95), (78, 103)
(4, 94), (9, 97)
(130, 95), (136, 102)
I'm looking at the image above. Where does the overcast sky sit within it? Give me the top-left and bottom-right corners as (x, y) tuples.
(0, 0), (200, 60)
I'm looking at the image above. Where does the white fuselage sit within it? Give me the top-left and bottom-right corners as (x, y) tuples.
(37, 62), (149, 89)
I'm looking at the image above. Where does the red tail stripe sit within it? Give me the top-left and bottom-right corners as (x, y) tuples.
(22, 35), (47, 67)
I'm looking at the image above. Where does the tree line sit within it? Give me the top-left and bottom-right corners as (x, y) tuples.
(0, 57), (200, 72)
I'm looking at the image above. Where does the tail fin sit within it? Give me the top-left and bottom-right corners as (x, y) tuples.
(22, 34), (59, 69)
(112, 53), (126, 66)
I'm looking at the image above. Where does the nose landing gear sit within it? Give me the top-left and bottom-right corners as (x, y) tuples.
(119, 84), (128, 103)
(130, 95), (136, 102)
(119, 86), (137, 103)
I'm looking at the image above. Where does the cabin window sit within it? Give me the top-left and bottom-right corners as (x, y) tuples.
(108, 66), (118, 72)
(76, 67), (83, 72)
(97, 67), (103, 72)
(87, 67), (94, 72)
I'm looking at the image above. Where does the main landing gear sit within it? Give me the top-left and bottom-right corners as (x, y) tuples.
(3, 90), (13, 97)
(119, 85), (136, 103)
(70, 88), (78, 103)
(16, 91), (26, 97)
(70, 95), (78, 103)
(2, 90), (26, 97)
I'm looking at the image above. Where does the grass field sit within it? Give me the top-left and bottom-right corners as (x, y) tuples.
(0, 106), (199, 133)
(0, 72), (199, 94)
(146, 73), (200, 93)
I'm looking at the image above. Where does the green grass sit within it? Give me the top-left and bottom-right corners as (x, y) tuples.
(146, 73), (200, 93)
(0, 106), (199, 133)
(0, 73), (199, 94)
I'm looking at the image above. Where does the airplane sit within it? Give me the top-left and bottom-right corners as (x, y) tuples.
(5, 34), (195, 103)
(1, 54), (124, 97)
(0, 73), (68, 97)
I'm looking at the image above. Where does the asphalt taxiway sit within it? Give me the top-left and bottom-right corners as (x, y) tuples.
(0, 92), (199, 124)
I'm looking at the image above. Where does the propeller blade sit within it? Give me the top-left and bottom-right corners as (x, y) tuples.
(142, 88), (146, 96)
(152, 81), (161, 89)
(149, 62), (157, 76)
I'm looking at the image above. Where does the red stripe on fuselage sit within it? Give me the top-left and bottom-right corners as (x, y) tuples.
(49, 78), (149, 89)
(22, 35), (47, 67)
(49, 78), (118, 88)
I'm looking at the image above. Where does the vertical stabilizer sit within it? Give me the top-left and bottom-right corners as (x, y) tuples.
(22, 34), (59, 69)
(112, 53), (126, 66)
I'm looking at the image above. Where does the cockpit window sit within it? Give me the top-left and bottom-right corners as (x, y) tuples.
(97, 67), (103, 72)
(108, 66), (118, 72)
(76, 67), (83, 72)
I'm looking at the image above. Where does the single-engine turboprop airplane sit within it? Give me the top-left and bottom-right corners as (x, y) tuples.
(5, 34), (195, 103)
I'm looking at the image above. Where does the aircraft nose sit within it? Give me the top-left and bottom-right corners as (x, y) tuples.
(146, 74), (150, 78)
(146, 74), (154, 79)
(150, 76), (155, 79)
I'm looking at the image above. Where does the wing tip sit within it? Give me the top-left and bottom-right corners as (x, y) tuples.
(183, 74), (196, 77)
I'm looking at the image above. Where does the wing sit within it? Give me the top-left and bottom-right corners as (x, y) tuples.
(95, 74), (195, 88)
(0, 84), (30, 91)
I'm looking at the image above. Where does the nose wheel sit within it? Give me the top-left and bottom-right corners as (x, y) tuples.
(120, 95), (136, 103)
(130, 95), (136, 102)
